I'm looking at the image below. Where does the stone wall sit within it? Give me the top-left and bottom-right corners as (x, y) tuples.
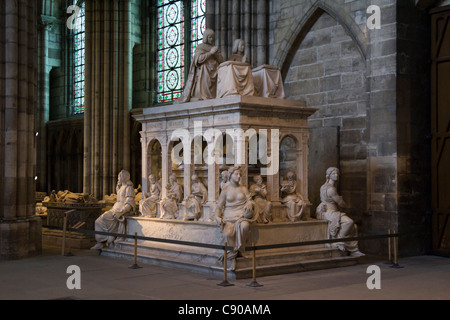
(396, 1), (432, 255)
(268, 0), (432, 255)
(283, 12), (368, 232)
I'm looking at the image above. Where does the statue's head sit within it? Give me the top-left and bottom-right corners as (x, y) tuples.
(203, 29), (215, 45)
(326, 167), (340, 181)
(253, 175), (263, 184)
(149, 174), (156, 183)
(228, 166), (241, 184)
(118, 170), (131, 184)
(191, 174), (198, 181)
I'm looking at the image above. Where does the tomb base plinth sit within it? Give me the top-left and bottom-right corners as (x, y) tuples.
(102, 217), (359, 279)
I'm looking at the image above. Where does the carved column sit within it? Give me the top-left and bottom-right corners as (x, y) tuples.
(266, 130), (280, 202)
(243, 0), (252, 64)
(36, 16), (52, 193)
(206, 134), (219, 202)
(141, 133), (148, 196)
(205, 0), (215, 30)
(183, 135), (192, 200)
(161, 138), (169, 199)
(299, 131), (310, 201)
(255, 0), (268, 66)
(84, 0), (132, 198)
(0, 0), (42, 260)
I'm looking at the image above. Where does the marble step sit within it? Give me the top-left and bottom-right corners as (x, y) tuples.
(101, 240), (358, 279)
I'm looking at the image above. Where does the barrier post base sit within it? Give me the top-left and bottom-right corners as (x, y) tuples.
(217, 280), (234, 287)
(247, 280), (263, 287)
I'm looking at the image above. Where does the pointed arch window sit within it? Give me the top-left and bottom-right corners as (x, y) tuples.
(73, 1), (85, 114)
(156, 0), (206, 103)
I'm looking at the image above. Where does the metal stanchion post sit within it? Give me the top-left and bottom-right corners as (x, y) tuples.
(218, 242), (234, 287)
(65, 221), (85, 257)
(129, 232), (142, 269)
(61, 213), (68, 256)
(61, 210), (76, 256)
(390, 230), (404, 269)
(247, 243), (263, 287)
(384, 229), (392, 264)
(64, 224), (74, 257)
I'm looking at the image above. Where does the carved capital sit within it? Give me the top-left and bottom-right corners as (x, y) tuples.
(39, 15), (60, 32)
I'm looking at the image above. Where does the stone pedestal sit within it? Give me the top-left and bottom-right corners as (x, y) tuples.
(112, 95), (354, 278)
(42, 202), (105, 249)
(134, 95), (317, 210)
(102, 217), (358, 279)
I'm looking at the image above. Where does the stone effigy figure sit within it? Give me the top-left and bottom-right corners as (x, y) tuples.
(46, 189), (97, 204)
(228, 39), (249, 63)
(217, 38), (254, 98)
(179, 29), (224, 102)
(160, 173), (183, 219)
(280, 171), (306, 222)
(316, 167), (364, 257)
(139, 174), (162, 217)
(182, 174), (208, 221)
(249, 175), (272, 224)
(216, 166), (257, 260)
(91, 170), (136, 250)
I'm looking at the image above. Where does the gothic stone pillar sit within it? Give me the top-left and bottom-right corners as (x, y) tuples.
(0, 0), (42, 260)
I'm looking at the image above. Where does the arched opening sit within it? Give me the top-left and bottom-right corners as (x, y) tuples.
(279, 135), (298, 185)
(169, 138), (184, 185)
(192, 135), (208, 182)
(148, 139), (162, 189)
(247, 132), (269, 185)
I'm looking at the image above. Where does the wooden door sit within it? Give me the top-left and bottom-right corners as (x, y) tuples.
(431, 6), (450, 255)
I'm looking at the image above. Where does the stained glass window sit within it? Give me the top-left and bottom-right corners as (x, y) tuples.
(156, 0), (206, 103)
(73, 1), (85, 114)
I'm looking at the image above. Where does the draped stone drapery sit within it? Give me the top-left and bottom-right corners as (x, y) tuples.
(83, 0), (133, 199)
(0, 0), (42, 260)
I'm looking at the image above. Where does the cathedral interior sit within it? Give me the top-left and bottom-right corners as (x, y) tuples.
(1, 0), (450, 272)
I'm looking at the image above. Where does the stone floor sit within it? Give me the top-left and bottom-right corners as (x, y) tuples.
(1, 245), (449, 303)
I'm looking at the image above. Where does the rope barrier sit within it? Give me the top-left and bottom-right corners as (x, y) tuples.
(45, 211), (402, 287)
(43, 224), (399, 253)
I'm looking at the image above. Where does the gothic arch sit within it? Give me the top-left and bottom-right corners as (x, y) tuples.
(275, 1), (367, 80)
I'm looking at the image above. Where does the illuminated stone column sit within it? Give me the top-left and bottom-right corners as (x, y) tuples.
(0, 0), (42, 260)
(84, 0), (132, 198)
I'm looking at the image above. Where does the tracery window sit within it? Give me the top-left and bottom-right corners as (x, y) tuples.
(73, 1), (85, 114)
(156, 0), (206, 103)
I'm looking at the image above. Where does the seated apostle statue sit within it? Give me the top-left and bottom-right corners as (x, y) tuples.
(316, 167), (364, 257)
(139, 174), (162, 217)
(280, 171), (307, 222)
(91, 170), (136, 250)
(182, 174), (207, 221)
(249, 175), (272, 224)
(160, 173), (183, 219)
